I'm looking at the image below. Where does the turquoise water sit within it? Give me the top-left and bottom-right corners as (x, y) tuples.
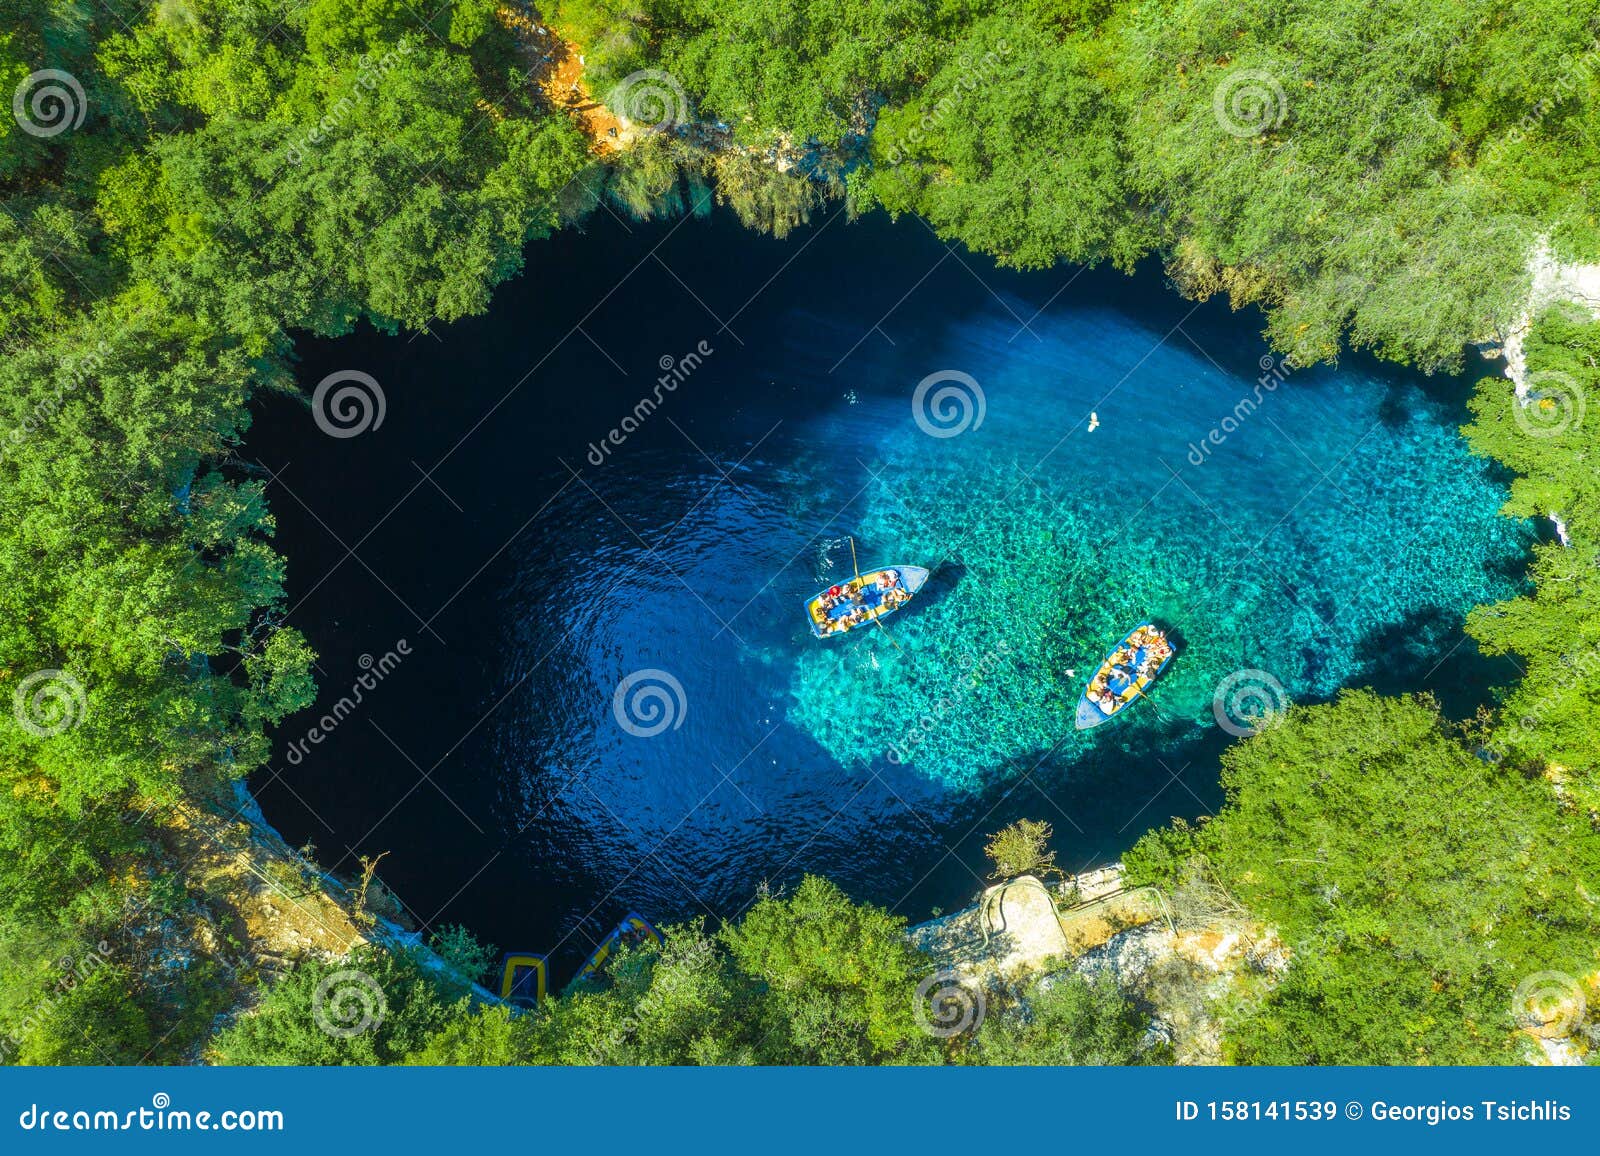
(252, 211), (1530, 965)
(787, 303), (1529, 787)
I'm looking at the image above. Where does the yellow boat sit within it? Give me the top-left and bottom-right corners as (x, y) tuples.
(1075, 623), (1175, 730)
(497, 952), (547, 1007)
(805, 565), (930, 638)
(570, 913), (662, 988)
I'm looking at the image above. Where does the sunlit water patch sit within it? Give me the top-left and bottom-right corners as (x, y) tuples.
(791, 308), (1529, 786)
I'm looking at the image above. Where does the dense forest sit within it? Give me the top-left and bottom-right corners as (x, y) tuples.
(2, 0), (1599, 1064)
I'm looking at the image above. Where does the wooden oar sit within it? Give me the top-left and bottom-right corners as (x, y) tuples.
(871, 614), (904, 654)
(847, 536), (906, 654)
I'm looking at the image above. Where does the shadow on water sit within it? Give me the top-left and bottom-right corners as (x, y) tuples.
(881, 707), (1234, 921)
(919, 560), (967, 602)
(1348, 606), (1519, 721)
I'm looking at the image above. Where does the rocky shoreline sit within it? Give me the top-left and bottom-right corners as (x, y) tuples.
(909, 865), (1288, 1065)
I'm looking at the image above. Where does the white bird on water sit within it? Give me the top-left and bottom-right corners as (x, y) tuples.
(1087, 412), (1100, 432)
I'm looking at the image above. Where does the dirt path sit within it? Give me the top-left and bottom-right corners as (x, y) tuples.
(500, 6), (626, 152)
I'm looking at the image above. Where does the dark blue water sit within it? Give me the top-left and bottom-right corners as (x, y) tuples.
(246, 209), (1530, 975)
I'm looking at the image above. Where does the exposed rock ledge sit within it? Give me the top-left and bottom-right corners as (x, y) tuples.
(1479, 240), (1600, 548)
(909, 865), (1286, 1064)
(1497, 240), (1600, 397)
(162, 775), (498, 1053)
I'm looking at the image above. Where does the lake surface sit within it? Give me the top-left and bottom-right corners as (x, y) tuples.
(245, 208), (1531, 975)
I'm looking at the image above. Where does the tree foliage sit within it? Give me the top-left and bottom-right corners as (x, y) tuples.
(970, 972), (1160, 1066)
(983, 819), (1060, 881)
(557, 0), (1600, 370)
(1464, 309), (1600, 810)
(0, 0), (590, 1067)
(236, 882), (953, 1066)
(1128, 691), (1600, 1062)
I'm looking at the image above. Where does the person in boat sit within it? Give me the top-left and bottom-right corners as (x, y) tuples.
(877, 569), (899, 590)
